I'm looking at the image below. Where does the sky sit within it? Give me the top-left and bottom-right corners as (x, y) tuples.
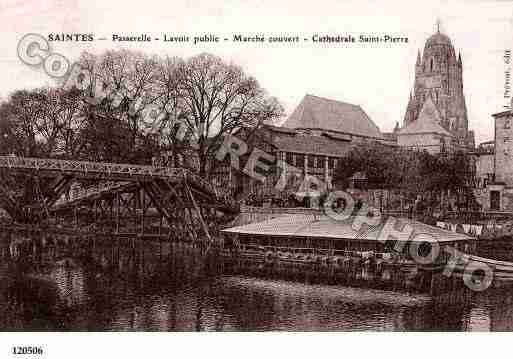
(1, 0), (512, 144)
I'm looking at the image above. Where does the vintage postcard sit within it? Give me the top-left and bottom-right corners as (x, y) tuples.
(1, 0), (513, 357)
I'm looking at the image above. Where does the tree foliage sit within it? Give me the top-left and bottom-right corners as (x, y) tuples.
(335, 142), (403, 189)
(0, 50), (283, 171)
(334, 143), (476, 210)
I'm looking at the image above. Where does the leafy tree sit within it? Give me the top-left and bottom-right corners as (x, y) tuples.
(334, 144), (477, 212)
(335, 141), (402, 189)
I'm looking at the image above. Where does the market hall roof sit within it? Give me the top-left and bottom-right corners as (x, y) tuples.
(282, 94), (383, 139)
(222, 214), (471, 243)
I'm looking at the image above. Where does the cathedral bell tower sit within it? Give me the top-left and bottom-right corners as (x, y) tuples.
(402, 22), (473, 149)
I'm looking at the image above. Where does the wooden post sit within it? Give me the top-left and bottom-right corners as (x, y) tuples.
(324, 155), (329, 188)
(115, 192), (120, 234)
(93, 199), (97, 223)
(133, 191), (138, 234)
(110, 198), (114, 229)
(184, 207), (197, 241)
(185, 183), (212, 242)
(140, 189), (145, 235)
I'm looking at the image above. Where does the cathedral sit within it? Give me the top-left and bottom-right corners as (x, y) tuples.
(397, 25), (475, 153)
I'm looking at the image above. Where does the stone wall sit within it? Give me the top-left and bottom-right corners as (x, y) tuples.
(474, 186), (513, 212)
(475, 152), (494, 188)
(494, 112), (513, 186)
(502, 188), (513, 211)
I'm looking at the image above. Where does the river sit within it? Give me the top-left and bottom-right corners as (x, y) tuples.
(1, 235), (512, 331)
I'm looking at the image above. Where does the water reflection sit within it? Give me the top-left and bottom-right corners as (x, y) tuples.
(1, 234), (513, 331)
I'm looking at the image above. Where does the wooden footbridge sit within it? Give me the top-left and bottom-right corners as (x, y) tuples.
(0, 156), (239, 241)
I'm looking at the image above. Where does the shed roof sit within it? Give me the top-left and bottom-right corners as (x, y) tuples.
(222, 214), (470, 243)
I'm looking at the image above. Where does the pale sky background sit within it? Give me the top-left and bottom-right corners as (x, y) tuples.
(1, 0), (512, 144)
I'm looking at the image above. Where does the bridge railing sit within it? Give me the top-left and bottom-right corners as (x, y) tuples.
(0, 156), (187, 178)
(0, 156), (236, 210)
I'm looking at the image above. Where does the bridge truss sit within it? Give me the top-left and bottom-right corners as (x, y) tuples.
(0, 156), (238, 241)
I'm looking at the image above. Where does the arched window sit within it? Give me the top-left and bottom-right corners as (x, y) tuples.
(430, 58), (434, 71)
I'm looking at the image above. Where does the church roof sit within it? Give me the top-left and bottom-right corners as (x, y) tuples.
(398, 97), (453, 137)
(282, 94), (382, 139)
(425, 31), (452, 47)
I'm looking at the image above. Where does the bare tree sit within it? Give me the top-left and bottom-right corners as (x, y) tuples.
(154, 53), (283, 177)
(1, 51), (283, 170)
(72, 50), (161, 163)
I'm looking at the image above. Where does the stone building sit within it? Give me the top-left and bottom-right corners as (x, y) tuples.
(398, 27), (475, 153)
(271, 95), (393, 184)
(472, 97), (513, 211)
(493, 108), (513, 186)
(487, 105), (513, 210)
(474, 141), (495, 188)
(472, 141), (496, 210)
(231, 94), (393, 204)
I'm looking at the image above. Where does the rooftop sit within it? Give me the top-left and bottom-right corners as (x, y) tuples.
(425, 32), (453, 47)
(492, 109), (513, 118)
(222, 214), (471, 243)
(398, 97), (453, 137)
(264, 125), (354, 157)
(282, 94), (383, 139)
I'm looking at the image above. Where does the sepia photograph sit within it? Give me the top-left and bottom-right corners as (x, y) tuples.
(1, 0), (513, 357)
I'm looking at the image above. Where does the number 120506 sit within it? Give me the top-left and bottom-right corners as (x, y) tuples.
(12, 346), (43, 355)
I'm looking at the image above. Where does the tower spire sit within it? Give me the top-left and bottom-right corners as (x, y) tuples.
(403, 24), (469, 151)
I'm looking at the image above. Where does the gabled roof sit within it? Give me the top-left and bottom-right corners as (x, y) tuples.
(282, 94), (382, 139)
(398, 97), (453, 137)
